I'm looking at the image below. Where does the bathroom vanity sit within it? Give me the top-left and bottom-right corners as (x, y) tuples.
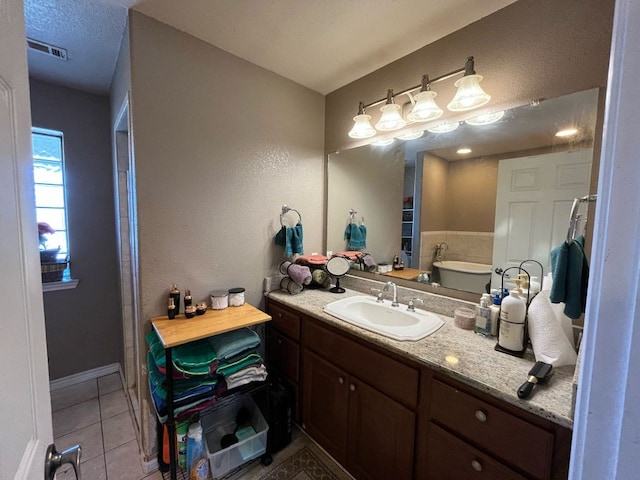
(266, 287), (573, 480)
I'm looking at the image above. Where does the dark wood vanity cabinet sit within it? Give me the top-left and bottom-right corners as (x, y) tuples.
(266, 298), (571, 480)
(265, 299), (302, 423)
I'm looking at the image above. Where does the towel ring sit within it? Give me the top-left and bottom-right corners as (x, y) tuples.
(280, 205), (302, 226)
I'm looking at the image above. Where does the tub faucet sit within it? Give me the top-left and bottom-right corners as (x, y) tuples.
(435, 242), (448, 261)
(383, 281), (399, 307)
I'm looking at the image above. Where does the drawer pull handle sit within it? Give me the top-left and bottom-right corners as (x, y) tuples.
(338, 377), (344, 384)
(278, 313), (282, 318)
(277, 339), (282, 345)
(471, 459), (483, 472)
(475, 410), (487, 422)
(349, 384), (356, 392)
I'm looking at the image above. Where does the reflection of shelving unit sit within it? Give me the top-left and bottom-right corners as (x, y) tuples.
(402, 157), (423, 269)
(402, 206), (413, 263)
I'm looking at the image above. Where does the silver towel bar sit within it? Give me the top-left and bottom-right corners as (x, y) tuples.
(280, 205), (302, 226)
(566, 194), (597, 244)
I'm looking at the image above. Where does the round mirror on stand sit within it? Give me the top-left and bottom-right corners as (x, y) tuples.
(326, 256), (351, 294)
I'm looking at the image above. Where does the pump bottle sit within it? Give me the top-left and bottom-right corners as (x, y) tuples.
(498, 289), (526, 352)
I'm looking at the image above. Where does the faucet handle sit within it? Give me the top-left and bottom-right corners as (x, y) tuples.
(406, 297), (424, 312)
(370, 288), (385, 303)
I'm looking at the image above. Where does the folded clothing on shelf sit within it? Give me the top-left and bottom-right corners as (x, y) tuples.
(295, 254), (328, 265)
(217, 351), (263, 377)
(146, 330), (218, 376)
(225, 364), (268, 390)
(208, 328), (261, 362)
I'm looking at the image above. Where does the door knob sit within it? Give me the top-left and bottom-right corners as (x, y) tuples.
(44, 443), (82, 480)
(471, 459), (483, 472)
(475, 410), (487, 422)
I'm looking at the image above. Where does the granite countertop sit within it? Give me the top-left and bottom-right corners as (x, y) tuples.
(267, 286), (575, 429)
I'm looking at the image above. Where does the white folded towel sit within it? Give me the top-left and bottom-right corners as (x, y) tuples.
(225, 364), (268, 390)
(527, 289), (577, 367)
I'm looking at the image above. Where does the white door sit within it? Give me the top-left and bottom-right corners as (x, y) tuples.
(0, 0), (54, 478)
(491, 149), (593, 288)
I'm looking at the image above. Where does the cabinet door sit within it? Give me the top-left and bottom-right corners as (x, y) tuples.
(303, 351), (349, 465)
(347, 378), (416, 480)
(269, 327), (300, 382)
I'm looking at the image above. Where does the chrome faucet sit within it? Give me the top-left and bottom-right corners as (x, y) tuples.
(435, 242), (449, 261)
(383, 281), (399, 307)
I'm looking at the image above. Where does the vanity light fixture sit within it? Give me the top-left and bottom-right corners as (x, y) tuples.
(465, 110), (505, 125)
(406, 75), (443, 123)
(348, 56), (490, 138)
(397, 130), (424, 141)
(375, 90), (406, 131)
(457, 147), (472, 155)
(427, 121), (460, 134)
(372, 138), (395, 146)
(348, 102), (377, 139)
(555, 127), (579, 137)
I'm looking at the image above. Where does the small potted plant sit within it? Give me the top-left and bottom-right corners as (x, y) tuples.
(38, 222), (59, 263)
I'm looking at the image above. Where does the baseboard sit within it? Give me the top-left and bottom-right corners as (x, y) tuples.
(49, 363), (121, 391)
(142, 456), (159, 475)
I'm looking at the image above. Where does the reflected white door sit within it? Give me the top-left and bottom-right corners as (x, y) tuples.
(0, 0), (54, 478)
(491, 149), (593, 288)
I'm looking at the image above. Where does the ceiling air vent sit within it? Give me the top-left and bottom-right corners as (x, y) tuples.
(27, 38), (67, 61)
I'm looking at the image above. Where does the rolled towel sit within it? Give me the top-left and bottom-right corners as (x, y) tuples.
(362, 253), (377, 272)
(280, 277), (303, 295)
(279, 261), (311, 285)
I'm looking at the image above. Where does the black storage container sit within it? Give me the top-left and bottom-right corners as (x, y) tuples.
(267, 380), (292, 453)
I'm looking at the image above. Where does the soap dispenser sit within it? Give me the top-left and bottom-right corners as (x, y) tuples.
(474, 294), (492, 337)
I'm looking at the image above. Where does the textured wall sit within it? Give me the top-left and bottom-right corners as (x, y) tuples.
(325, 0), (615, 153)
(30, 78), (122, 380)
(128, 11), (325, 323)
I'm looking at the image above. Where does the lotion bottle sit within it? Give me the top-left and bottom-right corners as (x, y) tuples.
(498, 290), (526, 352)
(474, 295), (492, 337)
(489, 293), (501, 337)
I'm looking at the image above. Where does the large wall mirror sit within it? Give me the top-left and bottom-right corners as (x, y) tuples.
(327, 88), (600, 299)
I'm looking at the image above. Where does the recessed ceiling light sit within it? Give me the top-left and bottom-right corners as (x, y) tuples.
(397, 130), (424, 141)
(556, 128), (579, 137)
(427, 122), (459, 133)
(465, 110), (505, 125)
(457, 147), (472, 155)
(372, 138), (394, 146)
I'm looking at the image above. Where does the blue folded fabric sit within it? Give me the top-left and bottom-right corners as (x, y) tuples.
(275, 222), (304, 257)
(208, 327), (261, 361)
(344, 223), (366, 250)
(549, 235), (589, 319)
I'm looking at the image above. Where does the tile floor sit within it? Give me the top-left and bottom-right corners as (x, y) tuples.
(51, 373), (161, 480)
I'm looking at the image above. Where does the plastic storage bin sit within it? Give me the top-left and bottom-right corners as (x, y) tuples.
(202, 396), (268, 478)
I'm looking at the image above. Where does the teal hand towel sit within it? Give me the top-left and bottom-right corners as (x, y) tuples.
(275, 222), (304, 256)
(208, 327), (261, 361)
(145, 330), (217, 374)
(549, 235), (589, 319)
(344, 223), (366, 250)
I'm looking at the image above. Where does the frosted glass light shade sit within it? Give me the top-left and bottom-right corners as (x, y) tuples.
(447, 74), (491, 112)
(397, 130), (424, 140)
(465, 110), (505, 125)
(348, 114), (376, 139)
(375, 103), (406, 131)
(427, 122), (459, 134)
(407, 91), (443, 123)
(372, 138), (394, 146)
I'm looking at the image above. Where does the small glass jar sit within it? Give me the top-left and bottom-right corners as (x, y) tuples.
(210, 290), (228, 310)
(228, 287), (245, 307)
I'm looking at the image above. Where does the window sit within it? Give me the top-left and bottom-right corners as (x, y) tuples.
(32, 129), (69, 262)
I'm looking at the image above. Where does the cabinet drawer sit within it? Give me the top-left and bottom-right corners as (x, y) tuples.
(269, 328), (300, 382)
(426, 423), (527, 480)
(269, 302), (301, 341)
(305, 319), (418, 408)
(431, 379), (553, 479)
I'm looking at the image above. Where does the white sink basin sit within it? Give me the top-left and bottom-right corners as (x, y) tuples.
(323, 295), (444, 341)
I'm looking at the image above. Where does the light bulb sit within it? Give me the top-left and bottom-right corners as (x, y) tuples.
(348, 114), (376, 139)
(556, 128), (579, 137)
(407, 91), (443, 123)
(375, 103), (406, 131)
(447, 74), (491, 112)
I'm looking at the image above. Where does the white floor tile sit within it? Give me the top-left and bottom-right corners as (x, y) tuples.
(103, 410), (136, 452)
(54, 455), (107, 480)
(105, 439), (145, 480)
(51, 380), (98, 412)
(53, 399), (101, 438)
(100, 389), (129, 420)
(54, 421), (103, 463)
(98, 373), (123, 395)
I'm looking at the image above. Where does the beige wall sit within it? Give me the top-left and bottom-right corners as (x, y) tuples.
(446, 158), (498, 232)
(421, 153), (448, 231)
(30, 78), (122, 380)
(325, 0), (614, 153)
